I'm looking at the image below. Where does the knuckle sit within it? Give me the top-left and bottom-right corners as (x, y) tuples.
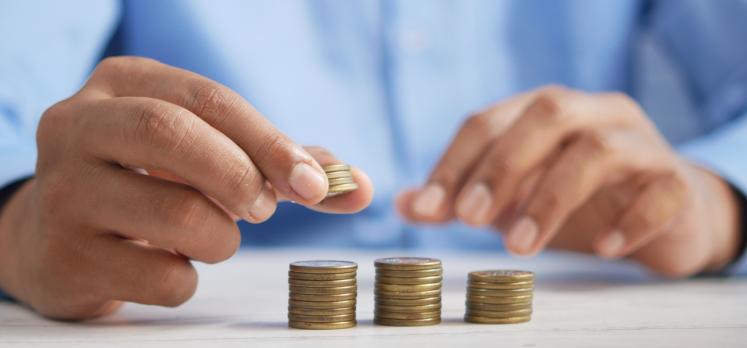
(576, 131), (613, 157)
(489, 151), (517, 179)
(527, 92), (566, 123)
(536, 188), (563, 213)
(221, 160), (264, 211)
(132, 102), (194, 153)
(97, 56), (158, 73)
(187, 84), (239, 125)
(463, 112), (493, 137)
(167, 189), (212, 232)
(253, 132), (291, 165)
(152, 260), (198, 307)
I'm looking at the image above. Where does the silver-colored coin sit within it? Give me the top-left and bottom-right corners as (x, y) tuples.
(290, 260), (358, 274)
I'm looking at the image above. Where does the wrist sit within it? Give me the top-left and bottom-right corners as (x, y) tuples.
(0, 178), (35, 298)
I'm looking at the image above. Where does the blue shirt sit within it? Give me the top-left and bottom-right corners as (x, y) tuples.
(1, 0), (746, 273)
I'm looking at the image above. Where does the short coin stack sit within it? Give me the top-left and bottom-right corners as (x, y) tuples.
(374, 257), (443, 326)
(464, 270), (534, 324)
(323, 164), (358, 197)
(288, 260), (358, 330)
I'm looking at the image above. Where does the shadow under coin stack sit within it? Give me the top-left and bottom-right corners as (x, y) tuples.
(323, 164), (359, 197)
(288, 260), (358, 330)
(464, 270), (534, 324)
(374, 257), (443, 326)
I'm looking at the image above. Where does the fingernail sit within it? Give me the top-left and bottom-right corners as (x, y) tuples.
(289, 162), (327, 201)
(456, 183), (492, 225)
(598, 230), (626, 259)
(247, 187), (276, 223)
(507, 216), (538, 254)
(413, 184), (445, 217)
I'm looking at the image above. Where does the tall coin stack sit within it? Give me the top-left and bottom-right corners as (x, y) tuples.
(323, 164), (358, 197)
(464, 270), (534, 324)
(374, 257), (443, 326)
(288, 260), (358, 330)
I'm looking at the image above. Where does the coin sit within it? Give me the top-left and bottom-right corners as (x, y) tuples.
(469, 281), (534, 290)
(376, 268), (443, 278)
(374, 257), (442, 270)
(325, 171), (353, 179)
(288, 320), (356, 330)
(290, 285), (357, 295)
(288, 271), (356, 281)
(323, 164), (351, 172)
(375, 296), (441, 306)
(464, 315), (531, 324)
(466, 287), (533, 297)
(466, 294), (532, 305)
(376, 283), (441, 292)
(289, 278), (357, 287)
(374, 288), (441, 299)
(468, 270), (534, 283)
(466, 301), (533, 311)
(466, 309), (532, 319)
(376, 275), (443, 285)
(288, 306), (356, 315)
(290, 260), (358, 274)
(291, 293), (357, 302)
(374, 303), (442, 313)
(327, 183), (359, 196)
(289, 299), (356, 309)
(327, 177), (355, 185)
(288, 313), (356, 323)
(374, 317), (441, 327)
(374, 310), (441, 320)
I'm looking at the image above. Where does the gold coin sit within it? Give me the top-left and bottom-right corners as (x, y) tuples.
(465, 308), (533, 318)
(466, 294), (532, 305)
(375, 310), (441, 320)
(376, 283), (441, 292)
(374, 257), (442, 270)
(289, 306), (356, 315)
(375, 296), (441, 306)
(466, 287), (533, 296)
(290, 260), (357, 274)
(375, 288), (441, 299)
(376, 268), (443, 278)
(464, 315), (531, 324)
(374, 317), (441, 327)
(288, 313), (356, 323)
(327, 177), (355, 186)
(375, 303), (442, 313)
(327, 183), (359, 195)
(289, 271), (356, 281)
(289, 299), (356, 309)
(289, 278), (356, 287)
(468, 270), (534, 283)
(466, 301), (532, 312)
(322, 164), (351, 173)
(469, 281), (534, 290)
(288, 320), (356, 330)
(290, 285), (357, 295)
(291, 293), (357, 302)
(325, 171), (353, 179)
(376, 275), (443, 285)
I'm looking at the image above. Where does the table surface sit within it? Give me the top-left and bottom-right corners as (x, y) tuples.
(1, 248), (745, 347)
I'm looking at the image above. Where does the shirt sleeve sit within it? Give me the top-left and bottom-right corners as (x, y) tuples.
(0, 0), (120, 189)
(647, 0), (747, 274)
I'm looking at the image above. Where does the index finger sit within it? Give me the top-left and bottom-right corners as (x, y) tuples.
(83, 56), (329, 205)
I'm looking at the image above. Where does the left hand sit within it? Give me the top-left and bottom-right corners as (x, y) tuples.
(398, 86), (742, 278)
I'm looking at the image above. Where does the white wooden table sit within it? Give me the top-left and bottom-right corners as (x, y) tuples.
(1, 249), (745, 347)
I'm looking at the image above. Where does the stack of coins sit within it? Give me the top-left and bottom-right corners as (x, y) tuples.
(288, 260), (358, 330)
(464, 270), (534, 324)
(374, 257), (443, 326)
(323, 164), (358, 197)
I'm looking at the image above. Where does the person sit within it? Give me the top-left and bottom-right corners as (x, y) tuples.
(1, 0), (745, 320)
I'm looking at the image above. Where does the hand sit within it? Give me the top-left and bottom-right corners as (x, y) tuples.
(0, 57), (373, 319)
(398, 86), (741, 278)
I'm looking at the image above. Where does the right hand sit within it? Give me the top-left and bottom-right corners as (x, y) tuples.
(0, 57), (373, 320)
